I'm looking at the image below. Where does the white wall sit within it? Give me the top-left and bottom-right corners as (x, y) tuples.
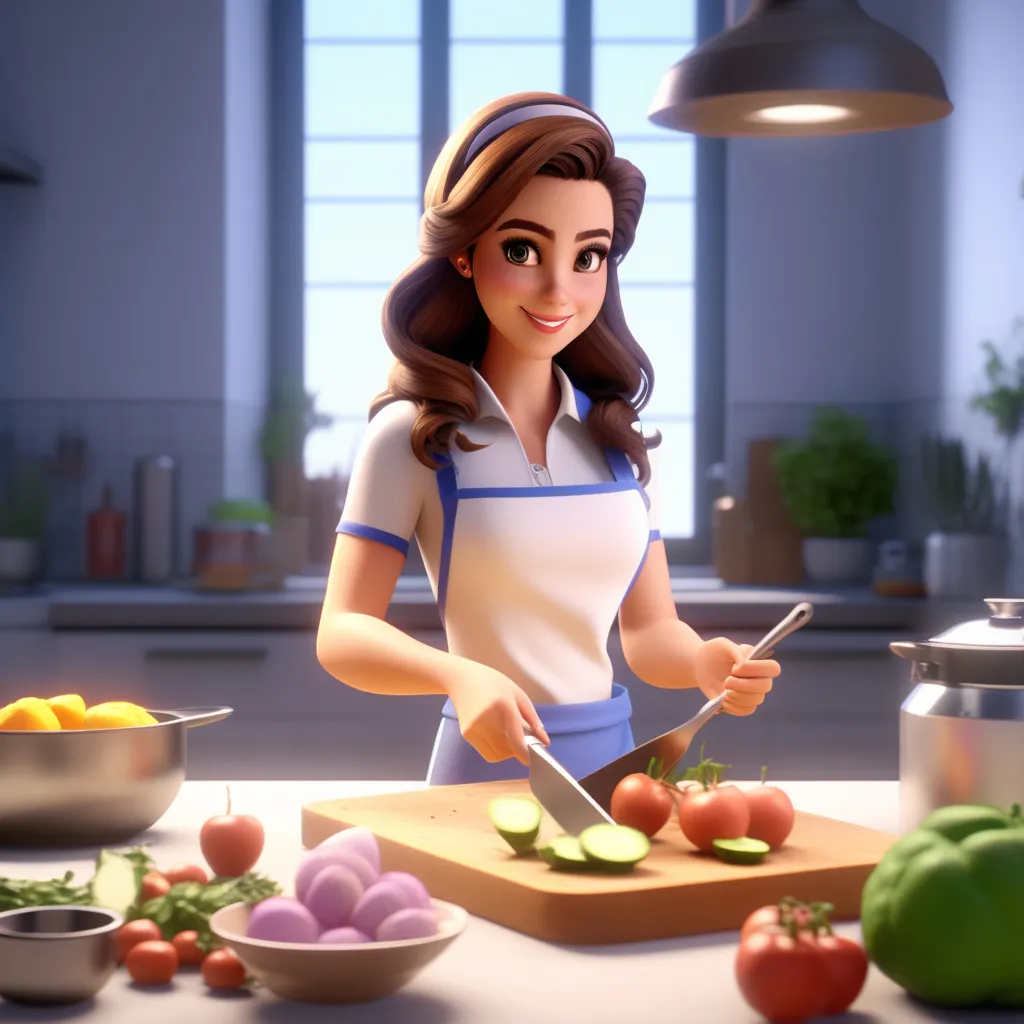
(0, 0), (269, 576)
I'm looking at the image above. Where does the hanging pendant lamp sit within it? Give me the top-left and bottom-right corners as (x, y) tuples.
(647, 0), (953, 137)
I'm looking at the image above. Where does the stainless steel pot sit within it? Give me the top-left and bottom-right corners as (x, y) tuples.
(893, 599), (1024, 833)
(0, 706), (231, 848)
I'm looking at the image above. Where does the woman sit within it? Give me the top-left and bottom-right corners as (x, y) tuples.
(316, 91), (779, 786)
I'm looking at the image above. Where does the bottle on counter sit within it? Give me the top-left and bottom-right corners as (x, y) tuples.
(86, 484), (126, 580)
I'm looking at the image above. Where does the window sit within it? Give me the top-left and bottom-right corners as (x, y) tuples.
(300, 0), (717, 552)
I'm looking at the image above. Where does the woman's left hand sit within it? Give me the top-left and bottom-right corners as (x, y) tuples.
(694, 637), (780, 716)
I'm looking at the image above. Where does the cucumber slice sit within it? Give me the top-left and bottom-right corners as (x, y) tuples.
(539, 834), (593, 872)
(90, 849), (142, 916)
(578, 823), (650, 872)
(712, 837), (771, 865)
(487, 796), (542, 854)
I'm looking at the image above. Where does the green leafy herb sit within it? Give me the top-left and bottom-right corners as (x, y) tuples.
(127, 872), (281, 952)
(0, 870), (92, 912)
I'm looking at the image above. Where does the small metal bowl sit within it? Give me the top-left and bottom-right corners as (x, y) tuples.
(0, 905), (123, 1006)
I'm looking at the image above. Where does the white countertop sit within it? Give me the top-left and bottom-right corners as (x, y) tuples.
(0, 780), (1017, 1024)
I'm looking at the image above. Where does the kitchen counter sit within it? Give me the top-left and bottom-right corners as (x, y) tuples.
(2, 576), (984, 634)
(0, 779), (1018, 1024)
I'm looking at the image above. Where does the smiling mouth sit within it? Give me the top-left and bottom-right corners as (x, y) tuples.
(521, 308), (574, 332)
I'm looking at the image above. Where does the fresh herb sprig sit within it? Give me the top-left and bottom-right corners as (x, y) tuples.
(128, 872), (281, 952)
(0, 870), (92, 912)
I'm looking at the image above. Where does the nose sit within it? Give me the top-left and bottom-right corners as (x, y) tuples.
(538, 261), (572, 309)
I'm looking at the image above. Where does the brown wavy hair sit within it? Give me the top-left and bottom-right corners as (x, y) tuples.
(370, 91), (660, 483)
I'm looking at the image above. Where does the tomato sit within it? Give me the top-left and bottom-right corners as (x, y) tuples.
(610, 773), (675, 837)
(740, 903), (812, 942)
(163, 863), (209, 886)
(202, 948), (247, 990)
(172, 930), (205, 966)
(677, 782), (750, 851)
(124, 940), (179, 986)
(140, 872), (170, 901)
(815, 933), (869, 1013)
(735, 929), (830, 1024)
(745, 782), (796, 849)
(115, 919), (163, 963)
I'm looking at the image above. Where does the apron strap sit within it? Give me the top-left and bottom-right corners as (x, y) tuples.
(434, 454), (460, 625)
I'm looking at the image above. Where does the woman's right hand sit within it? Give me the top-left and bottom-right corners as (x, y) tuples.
(445, 659), (551, 765)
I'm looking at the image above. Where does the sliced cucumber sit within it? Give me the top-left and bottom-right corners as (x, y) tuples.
(539, 834), (593, 872)
(487, 796), (542, 854)
(90, 849), (141, 916)
(712, 836), (771, 865)
(578, 823), (650, 872)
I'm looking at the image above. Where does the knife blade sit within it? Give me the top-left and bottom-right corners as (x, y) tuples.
(525, 736), (615, 835)
(578, 600), (815, 811)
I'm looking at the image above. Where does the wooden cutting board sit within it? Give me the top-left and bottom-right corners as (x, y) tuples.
(301, 780), (896, 945)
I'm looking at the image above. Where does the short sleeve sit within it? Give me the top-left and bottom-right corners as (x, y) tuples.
(642, 442), (662, 539)
(336, 400), (432, 557)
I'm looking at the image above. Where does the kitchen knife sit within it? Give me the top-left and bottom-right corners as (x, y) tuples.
(577, 601), (814, 812)
(523, 731), (615, 835)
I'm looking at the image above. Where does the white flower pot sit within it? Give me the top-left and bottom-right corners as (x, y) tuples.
(923, 532), (1007, 598)
(0, 538), (39, 583)
(802, 537), (873, 585)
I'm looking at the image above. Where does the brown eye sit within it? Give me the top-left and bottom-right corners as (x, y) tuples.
(575, 248), (607, 273)
(503, 239), (539, 265)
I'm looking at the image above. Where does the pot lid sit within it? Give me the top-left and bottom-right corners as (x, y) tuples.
(930, 599), (1024, 648)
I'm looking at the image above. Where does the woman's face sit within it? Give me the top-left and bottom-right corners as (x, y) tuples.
(462, 175), (614, 362)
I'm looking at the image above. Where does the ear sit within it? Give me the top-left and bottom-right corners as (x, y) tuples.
(449, 252), (473, 279)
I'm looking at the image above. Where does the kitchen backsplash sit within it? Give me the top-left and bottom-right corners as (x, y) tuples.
(0, 397), (261, 581)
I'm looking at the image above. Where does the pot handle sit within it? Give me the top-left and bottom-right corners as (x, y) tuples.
(154, 706), (234, 728)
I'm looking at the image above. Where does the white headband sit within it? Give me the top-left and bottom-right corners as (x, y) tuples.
(460, 102), (609, 172)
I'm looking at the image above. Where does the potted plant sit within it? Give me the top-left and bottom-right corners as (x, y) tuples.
(0, 459), (50, 584)
(920, 435), (1006, 598)
(258, 377), (333, 575)
(771, 407), (898, 584)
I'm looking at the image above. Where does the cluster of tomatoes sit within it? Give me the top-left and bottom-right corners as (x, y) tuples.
(117, 863), (246, 991)
(736, 899), (869, 1023)
(609, 752), (795, 851)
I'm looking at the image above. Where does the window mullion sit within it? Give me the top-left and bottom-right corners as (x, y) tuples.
(563, 0), (592, 105)
(420, 0), (450, 208)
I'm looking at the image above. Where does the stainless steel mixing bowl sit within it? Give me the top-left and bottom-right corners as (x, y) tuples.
(0, 905), (123, 1005)
(0, 706), (231, 847)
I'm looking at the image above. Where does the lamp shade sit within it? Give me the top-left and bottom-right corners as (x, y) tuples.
(648, 0), (953, 137)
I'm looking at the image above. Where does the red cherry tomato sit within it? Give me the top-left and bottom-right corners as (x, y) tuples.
(162, 863), (209, 886)
(172, 930), (205, 966)
(610, 773), (675, 837)
(745, 784), (796, 849)
(124, 940), (179, 986)
(201, 948), (247, 990)
(740, 903), (812, 942)
(677, 782), (750, 851)
(139, 872), (170, 901)
(115, 919), (163, 963)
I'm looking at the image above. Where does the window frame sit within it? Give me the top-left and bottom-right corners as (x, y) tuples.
(274, 0), (725, 568)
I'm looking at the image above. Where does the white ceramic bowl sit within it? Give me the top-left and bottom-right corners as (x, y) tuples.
(209, 898), (468, 1004)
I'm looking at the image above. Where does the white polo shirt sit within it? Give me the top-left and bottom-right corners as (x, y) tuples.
(335, 364), (659, 708)
(340, 365), (660, 565)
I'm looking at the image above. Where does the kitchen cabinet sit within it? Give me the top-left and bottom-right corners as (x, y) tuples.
(0, 628), (58, 700)
(52, 630), (447, 780)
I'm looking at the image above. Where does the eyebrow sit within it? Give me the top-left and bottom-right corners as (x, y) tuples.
(495, 218), (612, 243)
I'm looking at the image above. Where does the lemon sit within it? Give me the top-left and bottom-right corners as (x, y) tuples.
(83, 701), (156, 729)
(0, 697), (62, 730)
(46, 693), (87, 729)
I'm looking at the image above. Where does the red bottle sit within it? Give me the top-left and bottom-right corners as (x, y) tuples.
(87, 484), (126, 580)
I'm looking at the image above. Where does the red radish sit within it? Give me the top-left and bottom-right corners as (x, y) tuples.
(745, 766), (796, 849)
(200, 785), (265, 877)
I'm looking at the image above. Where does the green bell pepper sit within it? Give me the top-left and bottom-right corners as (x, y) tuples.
(861, 802), (1024, 1008)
